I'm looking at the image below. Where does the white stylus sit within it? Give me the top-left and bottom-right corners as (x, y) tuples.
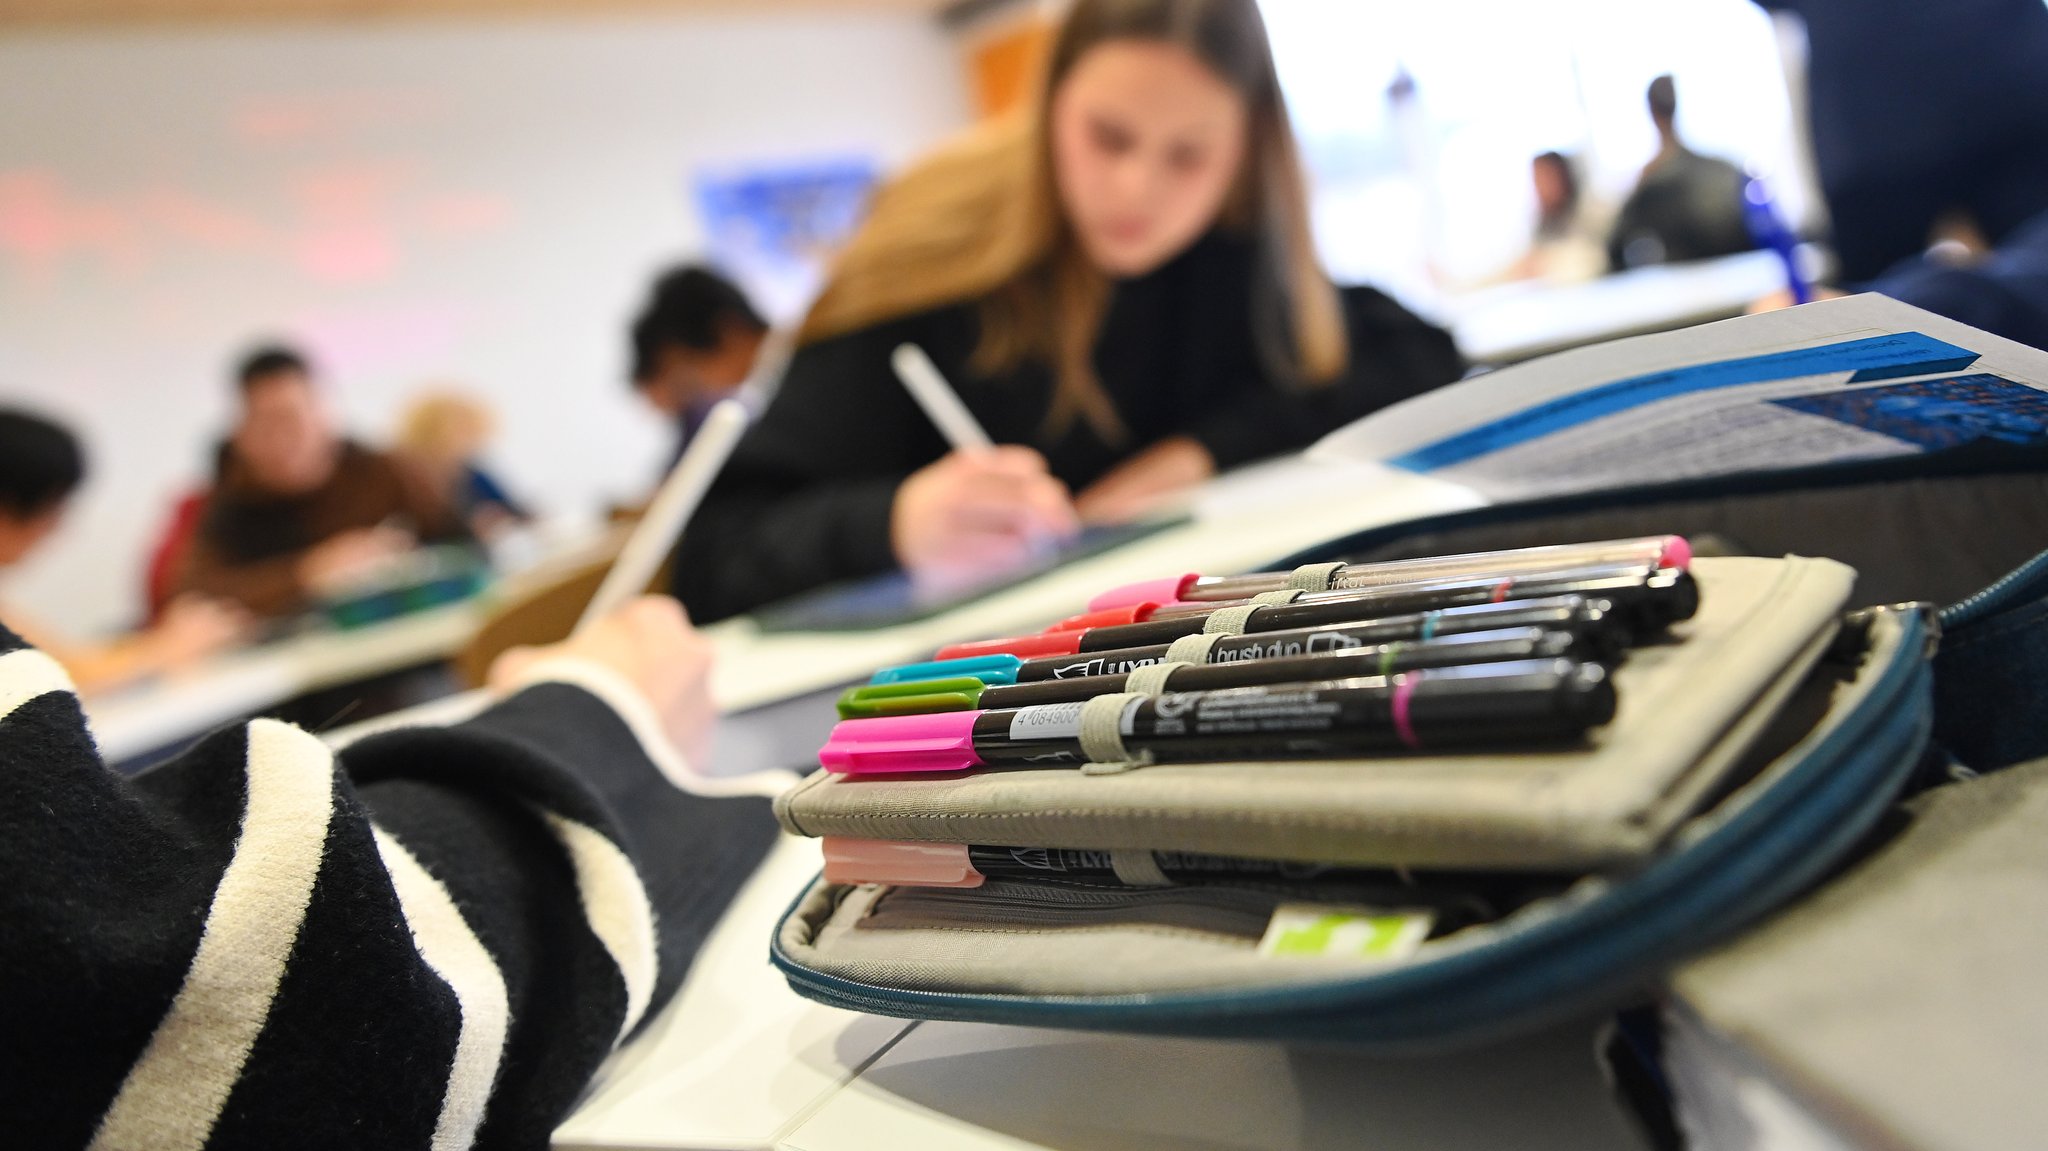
(575, 397), (750, 634)
(891, 343), (994, 452)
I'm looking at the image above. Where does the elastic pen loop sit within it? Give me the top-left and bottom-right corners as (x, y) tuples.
(1201, 605), (1263, 636)
(1285, 561), (1347, 594)
(1077, 692), (1151, 775)
(1123, 661), (1191, 696)
(1163, 633), (1224, 664)
(1109, 850), (1171, 887)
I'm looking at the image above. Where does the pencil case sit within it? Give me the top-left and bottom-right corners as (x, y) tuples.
(766, 555), (1948, 1047)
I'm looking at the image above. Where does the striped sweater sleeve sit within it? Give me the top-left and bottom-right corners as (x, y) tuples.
(0, 621), (781, 1151)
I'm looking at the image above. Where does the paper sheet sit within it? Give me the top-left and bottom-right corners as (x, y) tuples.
(1312, 294), (2048, 502)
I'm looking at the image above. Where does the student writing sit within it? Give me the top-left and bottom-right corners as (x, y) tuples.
(671, 0), (1459, 623)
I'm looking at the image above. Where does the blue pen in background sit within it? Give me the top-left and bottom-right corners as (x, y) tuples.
(1743, 175), (1811, 304)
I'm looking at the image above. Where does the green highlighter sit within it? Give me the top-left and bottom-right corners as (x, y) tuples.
(837, 676), (990, 718)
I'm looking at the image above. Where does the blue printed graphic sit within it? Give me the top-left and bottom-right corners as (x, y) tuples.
(1392, 332), (1980, 472)
(1772, 374), (2048, 451)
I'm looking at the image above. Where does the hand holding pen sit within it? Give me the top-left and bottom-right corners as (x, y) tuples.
(889, 344), (1079, 583)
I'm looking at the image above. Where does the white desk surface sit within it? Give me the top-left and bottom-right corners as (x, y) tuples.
(1448, 250), (1790, 366)
(86, 601), (483, 763)
(781, 1017), (1645, 1151)
(84, 526), (626, 763)
(553, 834), (916, 1151)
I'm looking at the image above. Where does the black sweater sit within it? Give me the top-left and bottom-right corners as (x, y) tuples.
(672, 234), (1462, 622)
(0, 623), (780, 1149)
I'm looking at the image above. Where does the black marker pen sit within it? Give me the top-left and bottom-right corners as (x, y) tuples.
(841, 625), (1605, 718)
(819, 658), (1615, 774)
(937, 566), (1695, 662)
(1084, 535), (1693, 610)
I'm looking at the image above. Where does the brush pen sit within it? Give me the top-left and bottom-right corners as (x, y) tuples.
(936, 565), (1696, 661)
(838, 624), (1602, 718)
(870, 595), (1627, 686)
(819, 658), (1615, 775)
(1086, 535), (1692, 611)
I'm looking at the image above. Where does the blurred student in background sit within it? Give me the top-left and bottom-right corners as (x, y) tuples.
(173, 345), (465, 618)
(1492, 150), (1608, 285)
(0, 408), (244, 693)
(393, 389), (530, 541)
(628, 264), (790, 467)
(673, 0), (1459, 622)
(1607, 75), (1755, 271)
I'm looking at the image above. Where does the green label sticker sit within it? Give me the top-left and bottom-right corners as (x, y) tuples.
(1256, 904), (1434, 962)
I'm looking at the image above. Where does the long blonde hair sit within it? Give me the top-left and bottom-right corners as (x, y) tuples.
(799, 0), (1346, 443)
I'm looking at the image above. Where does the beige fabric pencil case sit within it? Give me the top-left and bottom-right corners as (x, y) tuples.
(776, 555), (1857, 871)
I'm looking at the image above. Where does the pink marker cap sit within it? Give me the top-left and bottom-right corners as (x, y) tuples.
(1044, 602), (1159, 633)
(1657, 535), (1693, 571)
(822, 838), (983, 887)
(818, 711), (984, 775)
(1087, 574), (1197, 612)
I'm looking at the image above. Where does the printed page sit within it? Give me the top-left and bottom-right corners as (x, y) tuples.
(1312, 295), (2048, 502)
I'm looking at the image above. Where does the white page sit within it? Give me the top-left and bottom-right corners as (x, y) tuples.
(1312, 294), (2048, 503)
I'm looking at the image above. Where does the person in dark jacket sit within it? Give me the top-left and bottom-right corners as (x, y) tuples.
(1606, 75), (1756, 272)
(629, 264), (787, 467)
(672, 0), (1460, 623)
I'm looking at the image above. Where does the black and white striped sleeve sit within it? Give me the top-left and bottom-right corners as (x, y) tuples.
(0, 622), (783, 1151)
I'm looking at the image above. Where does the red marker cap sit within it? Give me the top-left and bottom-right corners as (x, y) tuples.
(934, 630), (1087, 661)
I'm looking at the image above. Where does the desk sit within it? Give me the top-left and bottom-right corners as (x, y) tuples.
(86, 601), (482, 763)
(1448, 250), (1796, 365)
(85, 524), (625, 764)
(777, 1018), (1644, 1151)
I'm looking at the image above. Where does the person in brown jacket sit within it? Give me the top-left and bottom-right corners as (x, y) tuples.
(173, 345), (467, 618)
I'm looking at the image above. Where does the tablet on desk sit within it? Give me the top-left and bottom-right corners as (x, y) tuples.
(751, 520), (1180, 634)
